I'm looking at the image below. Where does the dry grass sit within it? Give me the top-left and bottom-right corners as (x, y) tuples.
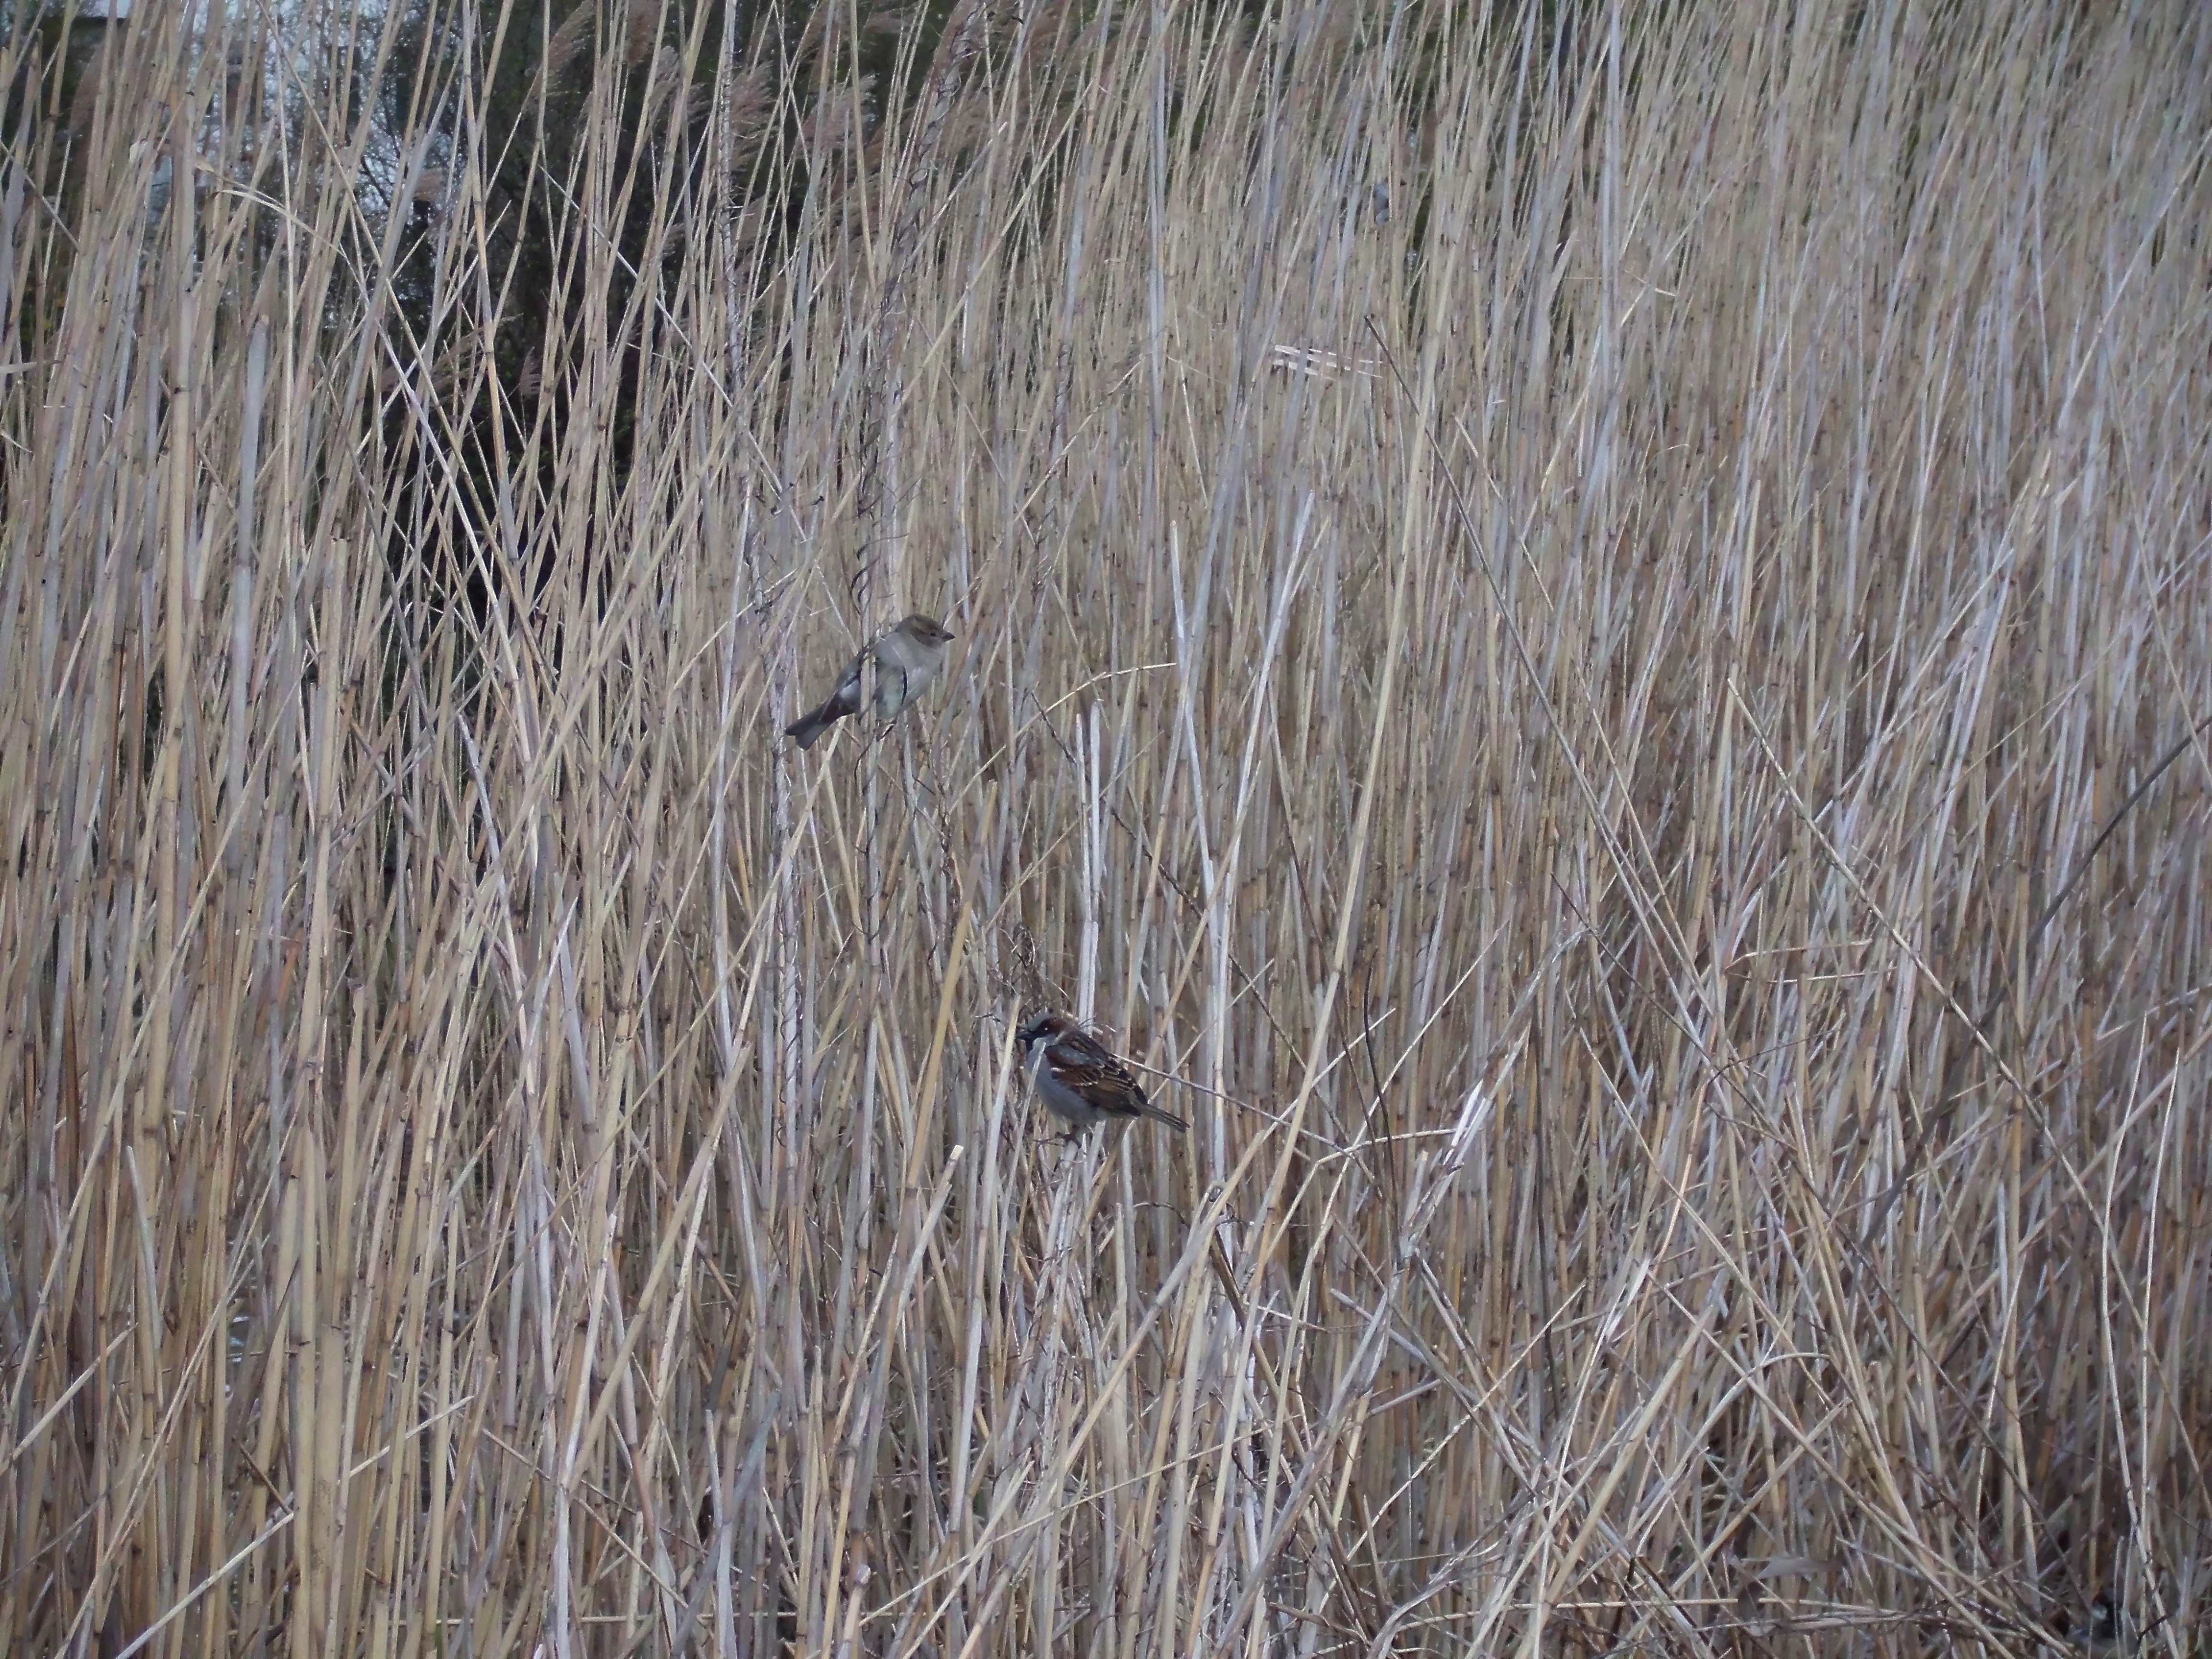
(3, 0), (2210, 1652)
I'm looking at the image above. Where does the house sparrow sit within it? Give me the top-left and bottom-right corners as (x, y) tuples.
(783, 613), (955, 750)
(1014, 1010), (1187, 1134)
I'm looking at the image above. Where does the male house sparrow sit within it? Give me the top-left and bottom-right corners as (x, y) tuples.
(783, 613), (955, 750)
(1014, 1010), (1187, 1133)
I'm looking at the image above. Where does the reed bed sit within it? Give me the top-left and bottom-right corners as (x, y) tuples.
(3, 0), (2209, 1652)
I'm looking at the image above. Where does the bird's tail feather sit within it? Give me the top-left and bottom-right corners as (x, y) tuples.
(784, 705), (839, 749)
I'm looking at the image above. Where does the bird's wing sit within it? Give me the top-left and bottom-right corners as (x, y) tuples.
(872, 655), (910, 720)
(1044, 1029), (1152, 1117)
(809, 649), (865, 720)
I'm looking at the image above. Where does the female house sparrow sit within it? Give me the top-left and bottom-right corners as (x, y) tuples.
(1015, 1010), (1187, 1133)
(783, 613), (955, 750)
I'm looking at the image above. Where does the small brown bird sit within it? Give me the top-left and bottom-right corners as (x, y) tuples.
(784, 613), (955, 750)
(1015, 1010), (1187, 1133)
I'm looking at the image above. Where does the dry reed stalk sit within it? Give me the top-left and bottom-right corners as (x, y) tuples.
(1, 0), (2209, 1654)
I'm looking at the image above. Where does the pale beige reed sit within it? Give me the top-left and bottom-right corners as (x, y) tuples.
(0, 0), (2207, 1654)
